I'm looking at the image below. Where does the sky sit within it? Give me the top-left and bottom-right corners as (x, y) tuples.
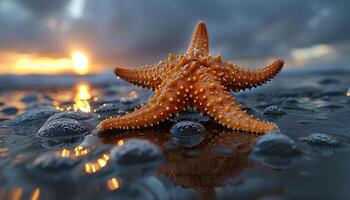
(0, 0), (349, 74)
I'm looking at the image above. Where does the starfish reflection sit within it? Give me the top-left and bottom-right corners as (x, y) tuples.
(101, 124), (264, 200)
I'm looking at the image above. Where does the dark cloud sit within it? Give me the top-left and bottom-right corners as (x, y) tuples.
(0, 0), (349, 67)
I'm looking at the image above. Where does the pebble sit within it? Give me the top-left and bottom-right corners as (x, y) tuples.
(318, 78), (340, 85)
(37, 118), (88, 138)
(299, 133), (340, 146)
(21, 93), (40, 103)
(6, 106), (59, 126)
(253, 133), (302, 156)
(46, 111), (92, 122)
(0, 102), (4, 106)
(321, 87), (344, 96)
(263, 105), (285, 115)
(92, 96), (120, 107)
(110, 139), (163, 169)
(96, 103), (122, 113)
(1, 106), (18, 115)
(171, 121), (206, 148)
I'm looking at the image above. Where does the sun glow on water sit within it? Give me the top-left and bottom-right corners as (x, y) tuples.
(74, 83), (92, 113)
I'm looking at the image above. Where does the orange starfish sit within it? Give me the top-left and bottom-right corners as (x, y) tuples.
(98, 21), (284, 133)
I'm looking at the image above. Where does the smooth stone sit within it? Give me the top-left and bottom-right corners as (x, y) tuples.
(321, 88), (344, 96)
(93, 96), (120, 107)
(110, 139), (163, 168)
(300, 133), (340, 146)
(1, 106), (18, 115)
(6, 106), (59, 126)
(318, 78), (340, 85)
(105, 86), (120, 95)
(37, 118), (88, 138)
(46, 111), (92, 122)
(253, 133), (302, 156)
(21, 93), (40, 103)
(263, 105), (285, 115)
(31, 151), (79, 171)
(283, 97), (298, 105)
(171, 121), (206, 148)
(96, 103), (121, 113)
(319, 104), (344, 109)
(0, 102), (4, 106)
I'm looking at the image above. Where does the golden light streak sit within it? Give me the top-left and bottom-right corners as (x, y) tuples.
(74, 83), (92, 113)
(11, 188), (23, 200)
(107, 178), (121, 191)
(71, 51), (89, 75)
(74, 145), (89, 157)
(30, 188), (40, 200)
(84, 154), (110, 174)
(347, 88), (350, 97)
(60, 149), (71, 158)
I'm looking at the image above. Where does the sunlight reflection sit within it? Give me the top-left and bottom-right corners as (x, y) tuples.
(60, 149), (71, 158)
(74, 83), (92, 113)
(347, 88), (350, 97)
(74, 145), (89, 157)
(84, 154), (110, 174)
(30, 188), (40, 200)
(117, 139), (124, 146)
(58, 146), (90, 159)
(11, 188), (23, 200)
(107, 177), (121, 191)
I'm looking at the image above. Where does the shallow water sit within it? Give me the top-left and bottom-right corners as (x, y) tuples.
(0, 72), (349, 200)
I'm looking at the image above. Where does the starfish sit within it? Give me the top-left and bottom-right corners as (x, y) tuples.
(98, 21), (284, 133)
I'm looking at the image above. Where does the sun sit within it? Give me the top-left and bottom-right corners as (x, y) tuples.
(71, 51), (89, 75)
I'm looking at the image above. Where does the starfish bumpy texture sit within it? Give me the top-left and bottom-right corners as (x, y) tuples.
(98, 21), (284, 133)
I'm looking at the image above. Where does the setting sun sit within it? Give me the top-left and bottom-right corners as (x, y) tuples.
(71, 51), (89, 75)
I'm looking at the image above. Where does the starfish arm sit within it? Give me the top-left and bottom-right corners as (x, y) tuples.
(192, 71), (277, 133)
(97, 78), (185, 132)
(212, 59), (284, 92)
(114, 61), (168, 90)
(186, 21), (209, 55)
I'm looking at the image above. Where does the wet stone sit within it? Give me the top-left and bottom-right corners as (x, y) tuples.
(171, 121), (206, 148)
(318, 78), (340, 85)
(263, 105), (285, 115)
(46, 111), (92, 122)
(284, 97), (298, 105)
(92, 96), (120, 107)
(110, 139), (163, 169)
(253, 133), (302, 156)
(321, 87), (344, 96)
(1, 106), (18, 115)
(37, 118), (88, 138)
(300, 133), (340, 146)
(6, 106), (59, 126)
(96, 103), (122, 113)
(21, 92), (41, 103)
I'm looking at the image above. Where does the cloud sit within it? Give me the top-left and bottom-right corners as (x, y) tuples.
(0, 0), (349, 69)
